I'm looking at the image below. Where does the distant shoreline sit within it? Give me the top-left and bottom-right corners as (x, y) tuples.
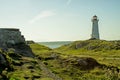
(37, 41), (72, 49)
(37, 41), (73, 43)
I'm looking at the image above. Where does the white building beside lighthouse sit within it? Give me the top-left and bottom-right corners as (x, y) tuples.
(91, 15), (100, 39)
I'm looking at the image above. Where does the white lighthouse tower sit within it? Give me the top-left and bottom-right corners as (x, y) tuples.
(91, 15), (100, 39)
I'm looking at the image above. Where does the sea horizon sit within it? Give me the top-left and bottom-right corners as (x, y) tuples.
(38, 41), (72, 49)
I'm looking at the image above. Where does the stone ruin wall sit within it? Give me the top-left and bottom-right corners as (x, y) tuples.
(0, 28), (25, 48)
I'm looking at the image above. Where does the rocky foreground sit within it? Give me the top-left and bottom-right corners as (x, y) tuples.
(0, 40), (120, 80)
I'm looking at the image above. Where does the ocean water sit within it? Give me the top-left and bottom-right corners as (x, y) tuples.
(38, 41), (72, 49)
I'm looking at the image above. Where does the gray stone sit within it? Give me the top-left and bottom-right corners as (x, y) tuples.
(0, 28), (25, 48)
(0, 54), (6, 65)
(0, 28), (34, 58)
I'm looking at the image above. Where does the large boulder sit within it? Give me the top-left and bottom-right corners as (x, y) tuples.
(75, 57), (100, 70)
(62, 57), (100, 70)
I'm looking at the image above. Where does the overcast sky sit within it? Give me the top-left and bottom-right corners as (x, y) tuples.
(0, 0), (120, 41)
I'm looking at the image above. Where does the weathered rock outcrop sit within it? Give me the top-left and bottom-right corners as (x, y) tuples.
(0, 28), (25, 48)
(0, 28), (35, 79)
(0, 28), (34, 57)
(62, 57), (100, 70)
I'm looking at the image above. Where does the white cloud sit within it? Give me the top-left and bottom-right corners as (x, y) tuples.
(29, 10), (56, 24)
(67, 0), (72, 5)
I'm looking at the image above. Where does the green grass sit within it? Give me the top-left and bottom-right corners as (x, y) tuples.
(54, 40), (120, 67)
(39, 78), (53, 80)
(1, 40), (120, 80)
(29, 43), (52, 56)
(23, 41), (120, 80)
(6, 56), (42, 79)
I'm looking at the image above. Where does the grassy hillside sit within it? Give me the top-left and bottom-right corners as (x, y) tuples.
(0, 48), (41, 80)
(0, 41), (120, 80)
(0, 43), (53, 80)
(56, 40), (120, 51)
(30, 41), (120, 80)
(55, 40), (120, 66)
